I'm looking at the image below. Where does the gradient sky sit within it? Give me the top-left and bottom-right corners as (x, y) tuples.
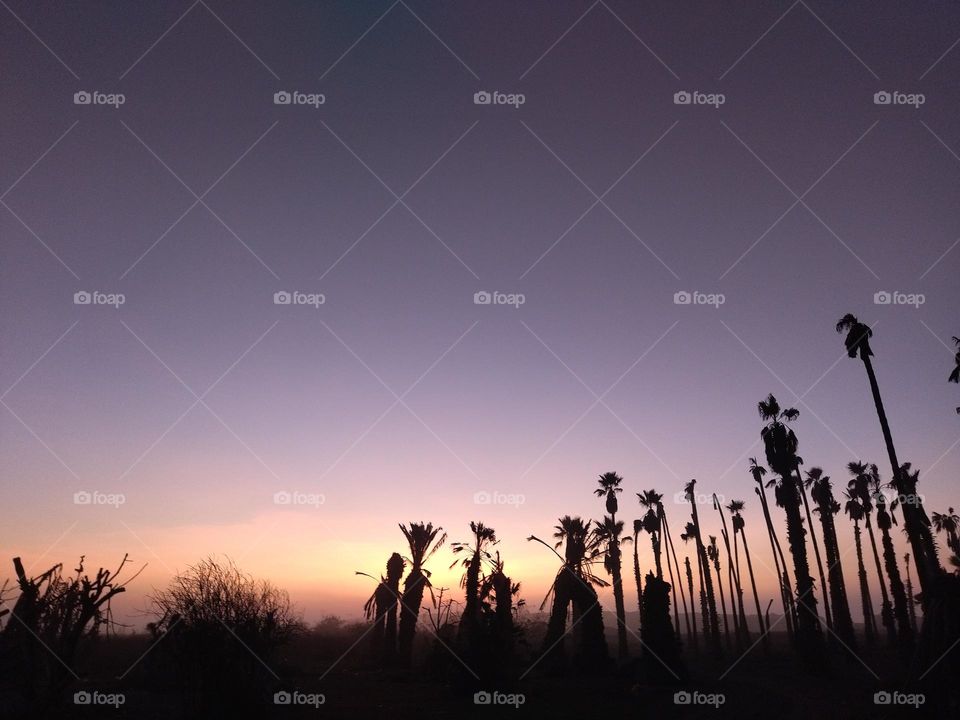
(1, 1), (959, 626)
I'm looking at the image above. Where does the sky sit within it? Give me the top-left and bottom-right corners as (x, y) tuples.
(1, 0), (959, 627)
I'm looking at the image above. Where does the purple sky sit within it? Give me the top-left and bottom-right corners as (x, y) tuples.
(1, 0), (959, 623)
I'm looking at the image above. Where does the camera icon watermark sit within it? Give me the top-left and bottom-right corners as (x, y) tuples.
(473, 290), (525, 308)
(273, 90), (325, 108)
(873, 90), (924, 108)
(473, 490), (525, 508)
(673, 290), (724, 308)
(273, 491), (325, 508)
(873, 290), (924, 308)
(874, 690), (924, 707)
(473, 690), (525, 707)
(73, 490), (125, 508)
(74, 690), (125, 707)
(273, 690), (325, 707)
(473, 90), (525, 109)
(74, 290), (125, 308)
(74, 90), (125, 108)
(673, 690), (725, 707)
(673, 90), (725, 108)
(273, 290), (325, 308)
(674, 490), (721, 506)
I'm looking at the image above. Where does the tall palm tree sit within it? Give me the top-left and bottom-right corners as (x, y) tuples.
(836, 314), (941, 591)
(450, 521), (497, 649)
(682, 554), (698, 650)
(632, 518), (644, 632)
(902, 553), (918, 633)
(707, 535), (731, 647)
(529, 516), (609, 668)
(804, 468), (856, 648)
(727, 499), (767, 644)
(714, 494), (746, 643)
(684, 479), (721, 650)
(848, 462), (895, 645)
(873, 471), (913, 649)
(758, 394), (821, 650)
(637, 490), (664, 578)
(398, 522), (446, 664)
(843, 489), (877, 644)
(795, 460), (832, 633)
(751, 458), (795, 637)
(594, 471), (628, 659)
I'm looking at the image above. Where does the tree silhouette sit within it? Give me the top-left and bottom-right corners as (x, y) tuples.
(706, 535), (731, 648)
(750, 458), (796, 639)
(658, 498), (692, 647)
(874, 468), (914, 651)
(758, 395), (821, 652)
(727, 499), (768, 648)
(843, 488), (878, 644)
(594, 471), (628, 659)
(804, 468), (856, 649)
(714, 494), (747, 645)
(836, 314), (942, 591)
(360, 552), (405, 663)
(683, 479), (721, 652)
(398, 522), (446, 665)
(451, 521), (498, 656)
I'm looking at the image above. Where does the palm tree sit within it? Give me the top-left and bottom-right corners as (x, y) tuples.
(727, 499), (767, 645)
(750, 458), (795, 637)
(594, 471), (628, 659)
(638, 490), (664, 578)
(848, 462), (895, 645)
(949, 336), (960, 413)
(758, 394), (821, 650)
(795, 460), (832, 633)
(682, 555), (698, 650)
(903, 553), (917, 633)
(714, 494), (746, 644)
(707, 536), (731, 647)
(659, 500), (692, 645)
(450, 521), (497, 649)
(398, 522), (446, 664)
(360, 552), (406, 662)
(632, 518), (644, 631)
(529, 516), (609, 668)
(804, 468), (856, 648)
(873, 471), (913, 650)
(594, 515), (629, 659)
(932, 507), (960, 558)
(836, 313), (941, 591)
(683, 479), (720, 650)
(843, 489), (877, 644)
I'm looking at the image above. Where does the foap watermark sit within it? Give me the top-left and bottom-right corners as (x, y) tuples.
(74, 491), (125, 508)
(473, 490), (525, 508)
(474, 290), (525, 308)
(274, 290), (325, 308)
(74, 290), (125, 308)
(674, 691), (725, 708)
(674, 290), (724, 308)
(872, 489), (926, 507)
(873, 90), (924, 108)
(874, 690), (925, 708)
(273, 491), (325, 508)
(674, 90), (725, 108)
(274, 690), (325, 707)
(474, 690), (525, 708)
(274, 90), (325, 108)
(874, 290), (924, 308)
(474, 90), (525, 109)
(74, 90), (125, 108)
(674, 490), (721, 506)
(74, 691), (125, 708)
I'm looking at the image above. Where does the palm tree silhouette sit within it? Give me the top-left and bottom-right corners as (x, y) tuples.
(949, 336), (960, 412)
(637, 490), (664, 578)
(529, 516), (609, 669)
(795, 460), (833, 633)
(657, 497), (692, 646)
(361, 552), (406, 662)
(843, 488), (877, 644)
(804, 468), (856, 648)
(751, 458), (795, 638)
(931, 507), (960, 558)
(848, 462), (895, 645)
(398, 522), (446, 664)
(873, 470), (913, 650)
(757, 394), (821, 650)
(631, 518), (644, 633)
(836, 314), (942, 591)
(450, 521), (497, 650)
(714, 494), (746, 645)
(727, 499), (768, 646)
(682, 554), (698, 650)
(903, 553), (918, 633)
(683, 479), (721, 651)
(594, 471), (628, 659)
(706, 535), (731, 648)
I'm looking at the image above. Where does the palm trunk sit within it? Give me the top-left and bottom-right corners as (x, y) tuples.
(609, 533), (629, 660)
(879, 523), (913, 649)
(780, 477), (822, 650)
(690, 502), (721, 649)
(633, 530), (644, 632)
(717, 502), (747, 643)
(796, 470), (832, 631)
(713, 555), (731, 648)
(817, 498), (856, 648)
(757, 486), (795, 638)
(740, 530), (768, 647)
(542, 569), (574, 666)
(853, 520), (877, 644)
(662, 508), (692, 646)
(904, 555), (918, 634)
(862, 355), (940, 593)
(398, 569), (427, 664)
(683, 556), (698, 651)
(865, 514), (895, 645)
